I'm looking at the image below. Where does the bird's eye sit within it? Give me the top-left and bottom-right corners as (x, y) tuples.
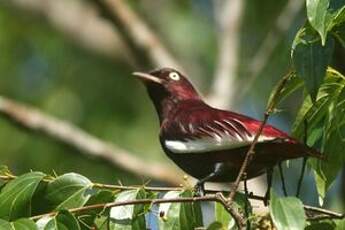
(169, 72), (180, 81)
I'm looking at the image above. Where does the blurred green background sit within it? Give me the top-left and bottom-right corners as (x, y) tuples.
(0, 0), (343, 212)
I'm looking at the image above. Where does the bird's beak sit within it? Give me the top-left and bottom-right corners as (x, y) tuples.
(133, 72), (163, 84)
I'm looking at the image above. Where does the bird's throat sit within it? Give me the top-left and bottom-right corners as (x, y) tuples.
(153, 97), (178, 124)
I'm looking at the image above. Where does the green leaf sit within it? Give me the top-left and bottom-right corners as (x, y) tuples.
(305, 221), (335, 230)
(92, 215), (109, 229)
(0, 165), (11, 176)
(269, 189), (306, 230)
(0, 165), (12, 188)
(0, 218), (38, 230)
(109, 189), (149, 230)
(158, 191), (181, 230)
(331, 6), (345, 26)
(310, 87), (345, 201)
(292, 69), (345, 137)
(214, 202), (235, 230)
(37, 210), (80, 230)
(267, 72), (304, 111)
(12, 219), (38, 230)
(44, 173), (93, 210)
(158, 190), (203, 230)
(36, 216), (52, 230)
(292, 68), (345, 201)
(335, 219), (345, 230)
(179, 190), (203, 229)
(306, 0), (330, 44)
(0, 172), (45, 220)
(292, 26), (334, 101)
(0, 219), (11, 229)
(77, 190), (114, 229)
(207, 221), (223, 230)
(292, 91), (330, 141)
(211, 192), (251, 230)
(311, 129), (345, 200)
(233, 192), (252, 215)
(327, 3), (345, 47)
(333, 24), (345, 48)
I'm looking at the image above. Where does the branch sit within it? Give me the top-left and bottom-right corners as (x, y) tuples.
(236, 0), (304, 101)
(0, 96), (183, 185)
(207, 0), (244, 108)
(227, 114), (270, 204)
(30, 193), (221, 220)
(1, 174), (342, 224)
(3, 0), (135, 65)
(227, 72), (293, 204)
(92, 0), (183, 70)
(30, 193), (245, 228)
(1, 171), (246, 227)
(29, 192), (344, 223)
(304, 205), (344, 220)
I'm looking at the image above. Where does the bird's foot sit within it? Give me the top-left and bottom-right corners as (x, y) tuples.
(264, 191), (270, 206)
(194, 182), (205, 197)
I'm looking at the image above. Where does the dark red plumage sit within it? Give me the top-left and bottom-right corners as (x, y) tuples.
(134, 68), (322, 186)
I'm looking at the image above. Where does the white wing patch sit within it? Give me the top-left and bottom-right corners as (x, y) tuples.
(164, 134), (276, 154)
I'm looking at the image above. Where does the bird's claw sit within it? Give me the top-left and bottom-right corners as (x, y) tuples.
(194, 182), (205, 197)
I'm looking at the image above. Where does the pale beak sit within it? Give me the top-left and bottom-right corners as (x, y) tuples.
(133, 72), (163, 84)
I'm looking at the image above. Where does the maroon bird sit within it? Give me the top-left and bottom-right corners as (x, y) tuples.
(134, 68), (322, 195)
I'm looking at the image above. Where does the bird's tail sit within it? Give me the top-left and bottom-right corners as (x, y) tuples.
(303, 144), (325, 160)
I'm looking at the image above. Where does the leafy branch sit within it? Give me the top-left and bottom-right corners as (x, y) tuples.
(0, 169), (342, 228)
(28, 188), (343, 223)
(30, 194), (227, 221)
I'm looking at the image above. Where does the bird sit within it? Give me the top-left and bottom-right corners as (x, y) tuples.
(133, 67), (323, 197)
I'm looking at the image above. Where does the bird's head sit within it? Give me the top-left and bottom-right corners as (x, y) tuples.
(133, 68), (200, 101)
(134, 68), (201, 121)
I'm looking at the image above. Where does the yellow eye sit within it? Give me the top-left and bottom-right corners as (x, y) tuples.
(169, 72), (180, 81)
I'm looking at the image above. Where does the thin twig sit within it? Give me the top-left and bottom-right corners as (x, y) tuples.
(243, 175), (250, 226)
(0, 96), (182, 185)
(92, 0), (182, 70)
(227, 113), (270, 205)
(304, 205), (344, 220)
(227, 71), (293, 204)
(208, 0), (244, 108)
(93, 183), (182, 192)
(29, 195), (219, 220)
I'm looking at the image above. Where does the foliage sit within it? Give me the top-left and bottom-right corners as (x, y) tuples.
(269, 189), (306, 230)
(158, 190), (203, 230)
(0, 168), (342, 229)
(266, 0), (345, 208)
(0, 169), (238, 229)
(0, 0), (344, 229)
(292, 68), (345, 202)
